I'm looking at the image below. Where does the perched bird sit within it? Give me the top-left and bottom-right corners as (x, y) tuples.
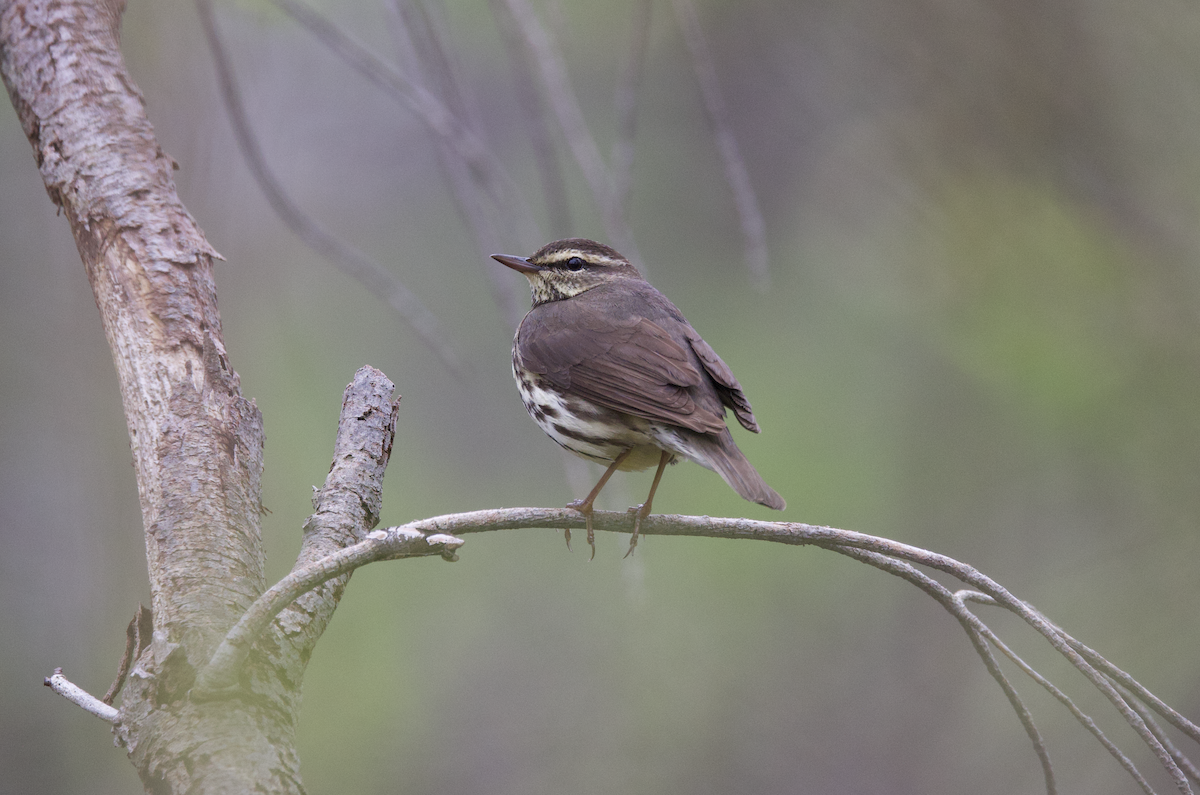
(493, 238), (785, 556)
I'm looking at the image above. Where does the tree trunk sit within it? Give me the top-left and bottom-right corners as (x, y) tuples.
(1, 1), (302, 790)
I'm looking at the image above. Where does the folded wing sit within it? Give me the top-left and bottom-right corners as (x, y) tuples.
(518, 295), (756, 436)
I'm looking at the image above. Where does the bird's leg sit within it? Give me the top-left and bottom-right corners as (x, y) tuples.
(567, 449), (632, 559)
(625, 450), (672, 558)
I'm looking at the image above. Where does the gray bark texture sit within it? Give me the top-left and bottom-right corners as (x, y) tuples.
(0, 2), (399, 791)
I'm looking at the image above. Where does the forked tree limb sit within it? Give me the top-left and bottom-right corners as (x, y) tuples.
(194, 366), (454, 698)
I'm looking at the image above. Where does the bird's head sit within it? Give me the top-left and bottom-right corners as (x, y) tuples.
(493, 238), (643, 305)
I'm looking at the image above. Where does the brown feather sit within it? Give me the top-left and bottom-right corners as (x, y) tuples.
(685, 428), (786, 510)
(683, 328), (759, 432)
(516, 281), (736, 434)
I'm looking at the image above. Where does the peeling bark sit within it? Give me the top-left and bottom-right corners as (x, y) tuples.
(0, 2), (297, 791)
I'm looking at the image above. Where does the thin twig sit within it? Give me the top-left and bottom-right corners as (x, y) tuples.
(488, 0), (572, 238)
(671, 0), (769, 287)
(44, 669), (120, 723)
(272, 0), (543, 242)
(947, 602), (1191, 793)
(268, 0), (536, 323)
(961, 586), (1197, 771)
(837, 550), (1057, 795)
(195, 0), (466, 375)
(955, 591), (1157, 795)
(101, 612), (139, 705)
(1118, 683), (1200, 785)
(1067, 635), (1200, 747)
(387, 0), (470, 121)
(609, 0), (653, 225)
(384, 0), (529, 325)
(804, 541), (1192, 792)
(497, 0), (641, 264)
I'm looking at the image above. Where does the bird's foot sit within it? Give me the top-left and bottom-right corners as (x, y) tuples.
(623, 503), (652, 558)
(566, 499), (597, 560)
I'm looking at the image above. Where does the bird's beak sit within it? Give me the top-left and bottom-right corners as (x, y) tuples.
(492, 254), (541, 274)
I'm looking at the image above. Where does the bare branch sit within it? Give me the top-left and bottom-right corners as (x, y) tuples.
(193, 366), (432, 699)
(383, 0), (531, 324)
(1066, 635), (1200, 747)
(955, 591), (1159, 794)
(610, 0), (653, 224)
(916, 601), (1188, 788)
(496, 0), (641, 264)
(195, 0), (467, 374)
(255, 367), (399, 689)
(185, 502), (1200, 793)
(44, 669), (119, 724)
(266, 0), (541, 320)
(294, 367), (400, 566)
(453, 508), (1196, 793)
(840, 550), (1058, 795)
(1119, 684), (1200, 786)
(805, 536), (1191, 793)
(488, 0), (573, 238)
(386, 0), (470, 120)
(193, 526), (462, 699)
(671, 0), (770, 286)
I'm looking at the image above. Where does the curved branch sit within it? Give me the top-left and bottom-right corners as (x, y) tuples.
(836, 549), (1058, 795)
(190, 503), (1200, 795)
(195, 0), (467, 375)
(954, 592), (1158, 795)
(193, 526), (463, 698)
(1066, 635), (1200, 747)
(1118, 683), (1200, 786)
(266, 0), (541, 320)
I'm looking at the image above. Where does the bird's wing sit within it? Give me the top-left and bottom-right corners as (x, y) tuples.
(683, 328), (760, 433)
(517, 301), (729, 435)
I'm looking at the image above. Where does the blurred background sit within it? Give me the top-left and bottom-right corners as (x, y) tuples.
(3, 0), (1200, 792)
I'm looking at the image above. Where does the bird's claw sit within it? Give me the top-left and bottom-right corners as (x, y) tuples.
(566, 499), (597, 560)
(623, 503), (651, 558)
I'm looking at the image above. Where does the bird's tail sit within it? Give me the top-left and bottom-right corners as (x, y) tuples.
(687, 429), (786, 510)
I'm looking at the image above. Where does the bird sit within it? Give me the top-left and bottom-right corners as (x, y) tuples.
(492, 238), (785, 557)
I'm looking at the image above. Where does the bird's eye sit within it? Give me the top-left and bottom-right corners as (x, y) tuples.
(565, 257), (585, 271)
